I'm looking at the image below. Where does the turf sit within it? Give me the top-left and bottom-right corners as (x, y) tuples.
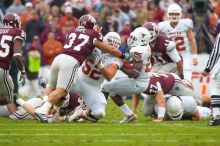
(0, 99), (220, 146)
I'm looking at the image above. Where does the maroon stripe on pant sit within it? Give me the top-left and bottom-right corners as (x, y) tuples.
(66, 62), (80, 91)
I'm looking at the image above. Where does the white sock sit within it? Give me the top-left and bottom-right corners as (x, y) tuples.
(119, 104), (133, 116)
(16, 98), (25, 107)
(36, 101), (52, 115)
(212, 107), (220, 118)
(54, 105), (60, 112)
(43, 95), (48, 101)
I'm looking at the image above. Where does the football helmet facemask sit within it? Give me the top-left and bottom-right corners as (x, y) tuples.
(103, 32), (121, 49)
(142, 22), (159, 42)
(78, 15), (96, 30)
(3, 13), (21, 29)
(167, 3), (182, 23)
(127, 27), (151, 47)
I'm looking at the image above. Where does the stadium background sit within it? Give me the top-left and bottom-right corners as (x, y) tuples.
(0, 1), (220, 146)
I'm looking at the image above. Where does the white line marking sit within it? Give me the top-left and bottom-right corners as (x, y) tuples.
(0, 133), (219, 136)
(0, 139), (219, 143)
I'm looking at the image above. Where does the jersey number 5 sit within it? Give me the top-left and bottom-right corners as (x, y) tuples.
(0, 35), (13, 57)
(64, 33), (89, 51)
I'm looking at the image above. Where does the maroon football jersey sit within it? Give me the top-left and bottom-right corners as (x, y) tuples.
(59, 92), (82, 116)
(0, 27), (26, 70)
(151, 34), (173, 65)
(63, 27), (102, 65)
(144, 73), (175, 95)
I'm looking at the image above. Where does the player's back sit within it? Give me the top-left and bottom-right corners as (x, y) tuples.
(0, 27), (25, 70)
(144, 73), (175, 95)
(63, 27), (102, 65)
(151, 34), (174, 64)
(158, 19), (193, 53)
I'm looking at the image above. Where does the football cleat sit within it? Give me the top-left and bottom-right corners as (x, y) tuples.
(48, 112), (59, 123)
(120, 113), (137, 124)
(208, 115), (220, 126)
(67, 106), (83, 122)
(35, 112), (48, 123)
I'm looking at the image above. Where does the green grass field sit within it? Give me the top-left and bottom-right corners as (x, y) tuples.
(0, 99), (220, 146)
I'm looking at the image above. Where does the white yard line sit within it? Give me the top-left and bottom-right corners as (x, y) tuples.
(0, 133), (219, 136)
(0, 139), (219, 143)
(0, 123), (206, 126)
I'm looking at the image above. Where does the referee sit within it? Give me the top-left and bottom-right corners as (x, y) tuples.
(202, 33), (220, 126)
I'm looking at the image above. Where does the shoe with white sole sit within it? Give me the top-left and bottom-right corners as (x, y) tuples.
(120, 113), (137, 123)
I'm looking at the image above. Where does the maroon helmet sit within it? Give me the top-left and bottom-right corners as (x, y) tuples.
(3, 13), (21, 29)
(78, 15), (96, 30)
(142, 22), (159, 42)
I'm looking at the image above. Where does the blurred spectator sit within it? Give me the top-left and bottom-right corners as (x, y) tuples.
(23, 36), (42, 99)
(98, 0), (110, 24)
(20, 2), (33, 30)
(0, 7), (4, 27)
(133, 1), (149, 27)
(148, 2), (165, 23)
(59, 6), (78, 33)
(72, 0), (88, 19)
(25, 10), (45, 53)
(102, 12), (118, 35)
(50, 5), (61, 19)
(40, 17), (64, 45)
(6, 0), (26, 15)
(41, 32), (63, 80)
(119, 21), (132, 53)
(120, 0), (136, 21)
(159, 0), (174, 11)
(38, 1), (51, 25)
(112, 8), (130, 32)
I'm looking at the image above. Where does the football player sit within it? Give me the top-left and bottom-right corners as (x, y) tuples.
(0, 92), (83, 121)
(0, 13), (26, 114)
(132, 22), (184, 113)
(143, 95), (211, 121)
(102, 27), (152, 123)
(34, 15), (125, 123)
(158, 3), (198, 83)
(58, 32), (123, 123)
(141, 72), (209, 121)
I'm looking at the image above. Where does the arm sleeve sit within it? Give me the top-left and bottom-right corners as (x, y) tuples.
(166, 41), (181, 63)
(205, 34), (220, 72)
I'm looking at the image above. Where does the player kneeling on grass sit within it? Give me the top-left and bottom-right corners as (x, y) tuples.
(142, 95), (211, 121)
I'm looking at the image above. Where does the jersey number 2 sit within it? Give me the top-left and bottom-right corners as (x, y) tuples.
(175, 37), (186, 51)
(64, 33), (89, 51)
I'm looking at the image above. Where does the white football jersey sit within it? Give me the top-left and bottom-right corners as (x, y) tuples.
(158, 19), (193, 54)
(129, 45), (151, 80)
(78, 48), (123, 86)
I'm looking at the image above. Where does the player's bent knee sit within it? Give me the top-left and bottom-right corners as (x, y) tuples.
(91, 109), (106, 119)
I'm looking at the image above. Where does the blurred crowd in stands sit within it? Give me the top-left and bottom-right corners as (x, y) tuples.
(0, 0), (219, 99)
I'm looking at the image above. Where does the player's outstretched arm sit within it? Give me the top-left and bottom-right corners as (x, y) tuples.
(94, 39), (122, 58)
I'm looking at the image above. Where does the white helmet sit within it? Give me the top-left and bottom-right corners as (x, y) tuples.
(166, 96), (183, 120)
(167, 3), (182, 23)
(127, 27), (151, 47)
(103, 32), (121, 49)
